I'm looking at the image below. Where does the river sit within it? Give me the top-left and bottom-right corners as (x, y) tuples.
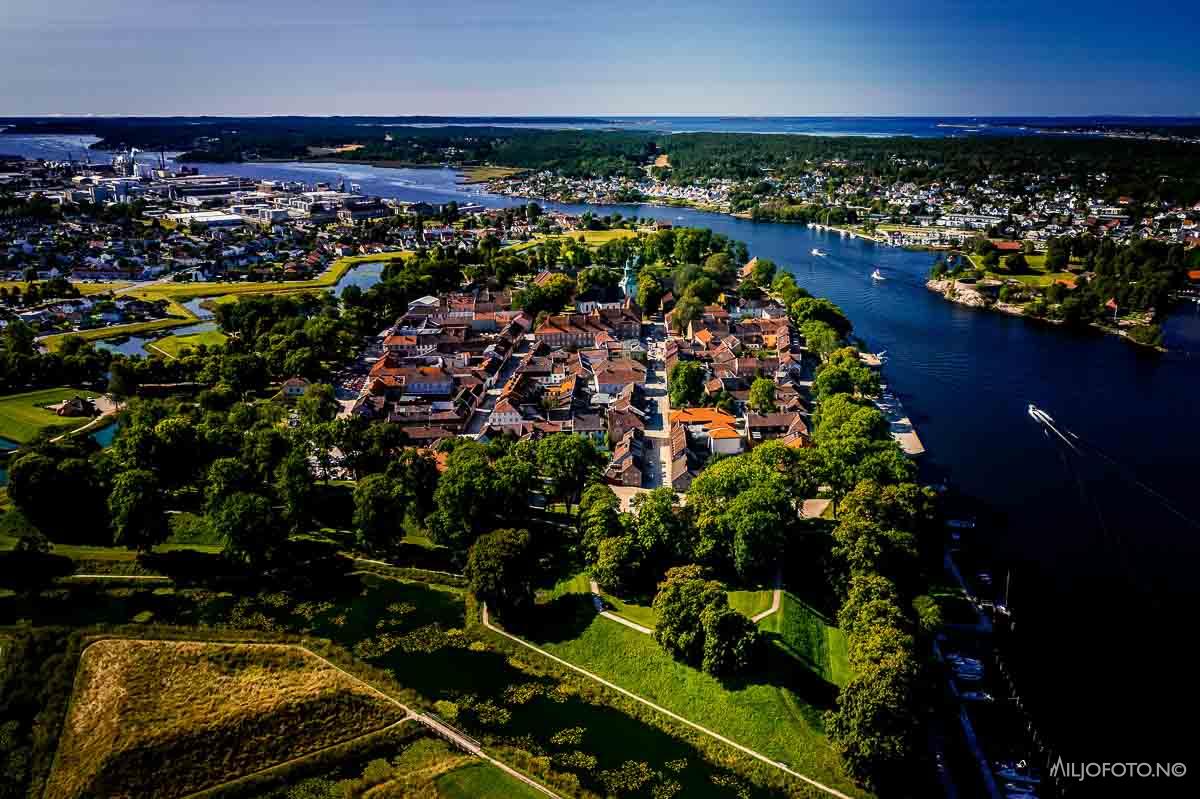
(5, 134), (1199, 767)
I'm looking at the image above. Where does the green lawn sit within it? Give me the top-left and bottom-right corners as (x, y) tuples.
(729, 590), (775, 619)
(435, 763), (546, 799)
(966, 253), (1075, 288)
(759, 592), (852, 688)
(147, 330), (228, 358)
(0, 386), (91, 443)
(505, 229), (638, 253)
(525, 599), (864, 797)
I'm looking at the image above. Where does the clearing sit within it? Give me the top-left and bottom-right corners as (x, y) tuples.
(759, 592), (852, 688)
(43, 638), (406, 799)
(0, 386), (92, 444)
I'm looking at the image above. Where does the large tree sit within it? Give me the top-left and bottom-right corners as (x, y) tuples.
(538, 433), (605, 510)
(667, 361), (706, 408)
(748, 377), (777, 414)
(466, 527), (537, 618)
(353, 473), (410, 552)
(210, 491), (284, 567)
(652, 565), (726, 665)
(108, 469), (169, 553)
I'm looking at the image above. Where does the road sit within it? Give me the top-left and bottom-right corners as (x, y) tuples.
(642, 321), (674, 490)
(481, 604), (857, 799)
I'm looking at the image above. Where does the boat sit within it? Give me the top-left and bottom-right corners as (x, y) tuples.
(811, 248), (826, 257)
(871, 268), (885, 280)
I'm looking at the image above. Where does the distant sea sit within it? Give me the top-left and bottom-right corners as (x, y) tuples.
(365, 115), (1200, 138)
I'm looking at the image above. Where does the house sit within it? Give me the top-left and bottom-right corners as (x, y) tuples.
(746, 411), (809, 448)
(56, 396), (95, 418)
(605, 428), (645, 487)
(281, 377), (311, 399)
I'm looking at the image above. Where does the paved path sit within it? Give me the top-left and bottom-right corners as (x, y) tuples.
(481, 604), (856, 799)
(751, 586), (783, 623)
(589, 579), (654, 635)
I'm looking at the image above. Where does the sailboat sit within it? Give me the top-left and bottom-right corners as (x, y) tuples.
(871, 268), (885, 281)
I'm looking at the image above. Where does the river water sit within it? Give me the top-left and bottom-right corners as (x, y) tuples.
(5, 134), (1198, 767)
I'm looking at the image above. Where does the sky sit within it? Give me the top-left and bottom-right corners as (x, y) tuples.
(1, 0), (1198, 117)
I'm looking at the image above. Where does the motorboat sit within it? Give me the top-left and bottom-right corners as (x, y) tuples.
(811, 248), (826, 257)
(871, 268), (885, 280)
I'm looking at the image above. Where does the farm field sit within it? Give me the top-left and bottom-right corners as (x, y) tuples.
(0, 386), (91, 443)
(43, 639), (406, 799)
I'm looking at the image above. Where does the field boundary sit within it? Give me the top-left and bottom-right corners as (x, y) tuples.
(480, 603), (856, 799)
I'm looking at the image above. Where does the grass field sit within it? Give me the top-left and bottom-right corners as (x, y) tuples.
(147, 329), (228, 358)
(524, 599), (864, 798)
(435, 762), (546, 798)
(458, 165), (527, 183)
(759, 592), (851, 688)
(966, 253), (1075, 288)
(44, 639), (405, 799)
(0, 386), (90, 443)
(505, 228), (638, 253)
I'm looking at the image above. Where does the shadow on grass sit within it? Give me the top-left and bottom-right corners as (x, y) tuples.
(507, 594), (595, 645)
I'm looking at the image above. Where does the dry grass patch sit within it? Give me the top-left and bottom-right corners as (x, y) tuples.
(45, 639), (406, 799)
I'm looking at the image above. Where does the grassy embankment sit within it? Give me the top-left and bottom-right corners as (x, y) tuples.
(0, 386), (93, 444)
(522, 586), (864, 798)
(146, 329), (229, 358)
(43, 639), (406, 799)
(40, 252), (408, 352)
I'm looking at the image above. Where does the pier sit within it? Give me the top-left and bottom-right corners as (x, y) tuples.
(874, 388), (925, 456)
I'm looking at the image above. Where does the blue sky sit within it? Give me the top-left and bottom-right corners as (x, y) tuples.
(2, 0), (1198, 116)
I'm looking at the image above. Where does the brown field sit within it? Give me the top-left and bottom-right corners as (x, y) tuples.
(45, 639), (406, 799)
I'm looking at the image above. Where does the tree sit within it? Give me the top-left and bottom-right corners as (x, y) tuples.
(387, 448), (439, 518)
(825, 656), (919, 788)
(204, 457), (254, 513)
(652, 565), (726, 666)
(107, 359), (139, 399)
(670, 294), (705, 335)
(749, 257), (777, 286)
(748, 377), (777, 414)
(353, 473), (410, 552)
(210, 491), (284, 567)
(1004, 252), (1028, 273)
(538, 433), (605, 510)
(800, 320), (841, 360)
(108, 469), (169, 552)
(579, 483), (621, 561)
(700, 603), (759, 677)
(790, 297), (852, 338)
(630, 487), (686, 569)
(668, 360), (706, 408)
(590, 535), (641, 594)
(275, 450), (315, 534)
(296, 383), (338, 424)
(466, 528), (537, 617)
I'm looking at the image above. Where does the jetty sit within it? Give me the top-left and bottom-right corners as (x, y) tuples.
(874, 387), (925, 456)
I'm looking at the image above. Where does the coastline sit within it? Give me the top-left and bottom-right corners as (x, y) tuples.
(925, 278), (1167, 351)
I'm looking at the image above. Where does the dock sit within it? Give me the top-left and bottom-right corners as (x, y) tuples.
(873, 388), (925, 456)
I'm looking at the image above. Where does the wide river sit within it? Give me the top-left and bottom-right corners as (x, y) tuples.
(6, 135), (1199, 767)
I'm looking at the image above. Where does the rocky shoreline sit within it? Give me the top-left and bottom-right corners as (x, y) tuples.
(925, 279), (1166, 350)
